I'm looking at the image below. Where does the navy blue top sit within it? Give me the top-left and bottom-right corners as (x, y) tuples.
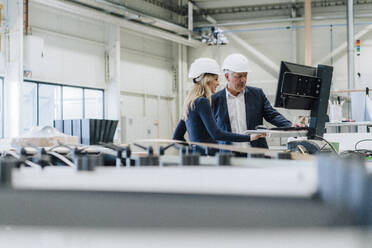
(173, 120), (187, 142)
(173, 97), (251, 144)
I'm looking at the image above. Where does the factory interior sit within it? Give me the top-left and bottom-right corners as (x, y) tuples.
(1, 0), (372, 246)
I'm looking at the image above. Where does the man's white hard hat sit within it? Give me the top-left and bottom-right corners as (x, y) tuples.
(222, 53), (252, 73)
(188, 58), (220, 81)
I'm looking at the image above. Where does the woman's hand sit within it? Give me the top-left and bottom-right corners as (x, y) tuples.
(250, 133), (266, 141)
(292, 123), (306, 127)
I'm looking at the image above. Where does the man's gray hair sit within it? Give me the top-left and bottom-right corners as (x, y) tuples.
(223, 69), (233, 78)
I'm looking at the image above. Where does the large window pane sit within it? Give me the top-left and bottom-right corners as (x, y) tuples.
(39, 84), (62, 126)
(21, 81), (104, 135)
(22, 82), (37, 133)
(84, 89), (103, 119)
(63, 87), (83, 119)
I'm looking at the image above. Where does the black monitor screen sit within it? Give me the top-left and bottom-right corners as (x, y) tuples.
(274, 61), (320, 110)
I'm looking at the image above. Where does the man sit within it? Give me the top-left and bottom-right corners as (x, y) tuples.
(212, 53), (300, 148)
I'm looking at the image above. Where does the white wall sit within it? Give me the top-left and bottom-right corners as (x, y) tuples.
(2, 0), (23, 137)
(0, 0), (8, 75)
(27, 3), (106, 89)
(120, 29), (177, 142)
(17, 2), (179, 142)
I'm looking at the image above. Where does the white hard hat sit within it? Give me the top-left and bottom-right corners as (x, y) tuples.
(188, 58), (220, 81)
(222, 53), (252, 73)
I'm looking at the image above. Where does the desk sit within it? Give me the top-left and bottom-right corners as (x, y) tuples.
(244, 130), (308, 138)
(326, 121), (372, 133)
(323, 133), (372, 152)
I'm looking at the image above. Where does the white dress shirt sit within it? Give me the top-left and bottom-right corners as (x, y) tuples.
(226, 88), (251, 147)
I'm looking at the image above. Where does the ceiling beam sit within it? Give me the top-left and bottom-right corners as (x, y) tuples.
(30, 0), (202, 48)
(192, 0), (372, 16)
(71, 0), (190, 35)
(194, 13), (372, 28)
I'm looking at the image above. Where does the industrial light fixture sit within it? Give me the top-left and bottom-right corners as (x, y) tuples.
(199, 27), (228, 46)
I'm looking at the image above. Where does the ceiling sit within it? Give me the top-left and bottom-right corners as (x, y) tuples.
(191, 0), (372, 24)
(191, 0), (295, 9)
(70, 0), (372, 28)
(63, 0), (372, 44)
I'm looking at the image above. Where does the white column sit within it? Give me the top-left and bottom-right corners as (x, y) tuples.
(4, 0), (23, 138)
(176, 44), (187, 119)
(304, 0), (312, 66)
(291, 1), (297, 63)
(188, 1), (193, 41)
(174, 0), (187, 121)
(291, 26), (297, 63)
(347, 0), (354, 118)
(104, 24), (121, 142)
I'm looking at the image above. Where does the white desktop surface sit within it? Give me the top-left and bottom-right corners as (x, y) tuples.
(323, 133), (372, 152)
(244, 130), (308, 138)
(326, 121), (372, 127)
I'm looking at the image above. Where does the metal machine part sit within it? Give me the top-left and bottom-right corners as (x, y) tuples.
(2, 155), (371, 228)
(0, 142), (370, 229)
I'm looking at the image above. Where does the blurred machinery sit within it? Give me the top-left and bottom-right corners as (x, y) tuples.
(0, 140), (371, 227)
(0, 135), (371, 246)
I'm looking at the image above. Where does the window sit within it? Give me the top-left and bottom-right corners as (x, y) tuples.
(22, 82), (38, 133)
(22, 80), (104, 133)
(39, 84), (62, 126)
(63, 87), (83, 119)
(84, 89), (103, 119)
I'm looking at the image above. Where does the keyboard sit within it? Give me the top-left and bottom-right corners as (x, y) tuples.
(270, 126), (309, 131)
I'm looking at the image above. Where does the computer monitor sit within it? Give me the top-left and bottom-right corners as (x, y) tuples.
(274, 61), (333, 138)
(274, 61), (319, 109)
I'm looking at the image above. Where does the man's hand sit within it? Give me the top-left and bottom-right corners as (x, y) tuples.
(251, 133), (266, 141)
(292, 123), (306, 127)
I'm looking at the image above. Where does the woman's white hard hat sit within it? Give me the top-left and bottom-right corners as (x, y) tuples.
(222, 53), (252, 73)
(188, 58), (221, 81)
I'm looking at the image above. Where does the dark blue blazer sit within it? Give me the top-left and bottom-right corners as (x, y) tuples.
(212, 86), (292, 148)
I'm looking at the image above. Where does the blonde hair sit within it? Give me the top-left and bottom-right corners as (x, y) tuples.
(183, 74), (216, 120)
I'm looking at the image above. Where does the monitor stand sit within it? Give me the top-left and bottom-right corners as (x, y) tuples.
(308, 64), (333, 139)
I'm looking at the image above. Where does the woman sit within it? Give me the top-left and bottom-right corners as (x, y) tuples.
(172, 58), (264, 153)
